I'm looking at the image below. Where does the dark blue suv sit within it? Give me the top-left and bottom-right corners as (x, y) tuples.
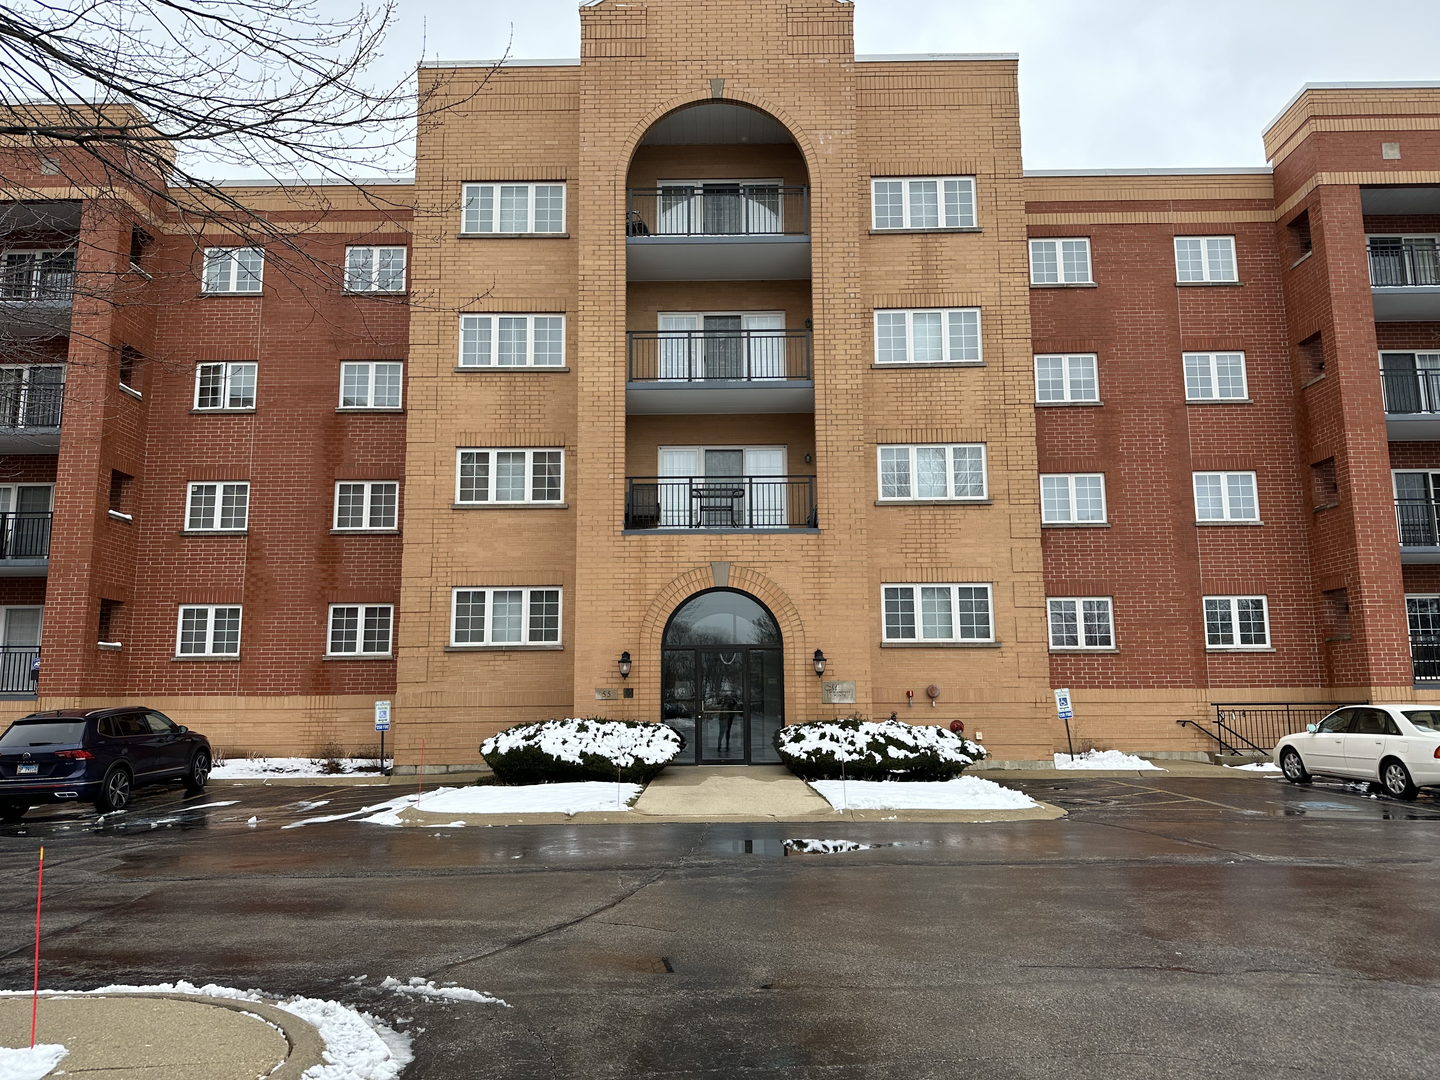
(0, 708), (213, 821)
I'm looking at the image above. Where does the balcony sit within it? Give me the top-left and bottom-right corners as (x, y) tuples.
(1368, 238), (1440, 321)
(626, 329), (813, 414)
(0, 512), (51, 576)
(0, 371), (64, 453)
(624, 475), (817, 532)
(625, 186), (810, 281)
(0, 645), (39, 695)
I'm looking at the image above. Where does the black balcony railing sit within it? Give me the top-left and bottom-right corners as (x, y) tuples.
(625, 476), (817, 530)
(1368, 240), (1440, 287)
(626, 186), (809, 237)
(0, 378), (63, 430)
(627, 329), (811, 382)
(0, 646), (39, 693)
(0, 251), (76, 302)
(0, 512), (51, 558)
(1381, 368), (1440, 414)
(1395, 498), (1440, 547)
(1413, 641), (1440, 682)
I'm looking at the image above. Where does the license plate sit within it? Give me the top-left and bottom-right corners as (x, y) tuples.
(16, 764), (38, 776)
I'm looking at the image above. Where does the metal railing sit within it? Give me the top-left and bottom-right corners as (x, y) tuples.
(1381, 368), (1440, 414)
(625, 475), (817, 530)
(0, 646), (39, 693)
(1413, 641), (1440, 682)
(1395, 498), (1440, 547)
(0, 379), (63, 429)
(1179, 703), (1360, 754)
(627, 329), (811, 382)
(1368, 241), (1440, 287)
(0, 512), (51, 558)
(626, 186), (809, 237)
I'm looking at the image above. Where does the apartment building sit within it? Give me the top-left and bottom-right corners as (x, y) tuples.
(2, 0), (1439, 767)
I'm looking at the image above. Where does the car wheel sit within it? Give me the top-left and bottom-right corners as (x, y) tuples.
(95, 765), (132, 814)
(1381, 758), (1419, 802)
(1, 805), (28, 823)
(1279, 748), (1311, 785)
(182, 750), (211, 795)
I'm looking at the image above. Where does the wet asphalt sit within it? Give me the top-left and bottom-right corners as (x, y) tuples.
(2, 773), (1439, 1079)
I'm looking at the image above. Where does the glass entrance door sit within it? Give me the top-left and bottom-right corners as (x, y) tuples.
(699, 649), (746, 762)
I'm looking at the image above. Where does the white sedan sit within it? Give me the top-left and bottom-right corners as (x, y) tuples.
(1275, 705), (1440, 800)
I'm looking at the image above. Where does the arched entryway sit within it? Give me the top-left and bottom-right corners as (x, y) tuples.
(661, 589), (783, 764)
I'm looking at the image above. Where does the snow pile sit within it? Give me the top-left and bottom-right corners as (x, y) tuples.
(776, 718), (987, 781)
(379, 977), (508, 1007)
(0, 1044), (67, 1080)
(408, 782), (641, 817)
(1054, 750), (1163, 771)
(1226, 761), (1282, 773)
(212, 757), (382, 780)
(783, 838), (870, 854)
(810, 775), (1038, 810)
(481, 718), (683, 784)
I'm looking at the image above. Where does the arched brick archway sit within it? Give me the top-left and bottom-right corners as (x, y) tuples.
(640, 564), (807, 675)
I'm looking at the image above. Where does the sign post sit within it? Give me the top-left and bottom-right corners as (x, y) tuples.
(1054, 688), (1076, 762)
(374, 700), (391, 776)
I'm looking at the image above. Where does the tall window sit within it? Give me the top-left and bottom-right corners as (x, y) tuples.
(450, 587), (562, 646)
(327, 604), (393, 656)
(1184, 352), (1248, 401)
(1048, 598), (1115, 649)
(0, 250), (76, 300)
(186, 482), (249, 531)
(339, 362), (402, 409)
(194, 362), (256, 410)
(1041, 474), (1106, 524)
(871, 177), (976, 230)
(1204, 596), (1270, 649)
(873, 308), (981, 364)
(459, 314), (565, 368)
(176, 605), (242, 656)
(1029, 239), (1092, 284)
(334, 482), (398, 530)
(461, 183), (566, 234)
(1174, 236), (1237, 282)
(456, 449), (564, 504)
(344, 247), (407, 293)
(1193, 472), (1258, 521)
(877, 445), (986, 501)
(202, 248), (264, 293)
(882, 584), (994, 643)
(1034, 354), (1098, 403)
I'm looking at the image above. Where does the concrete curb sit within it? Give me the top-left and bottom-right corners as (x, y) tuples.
(217, 772), (488, 787)
(397, 800), (1067, 827)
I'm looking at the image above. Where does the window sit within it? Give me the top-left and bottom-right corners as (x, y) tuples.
(1034, 354), (1098, 403)
(459, 314), (565, 368)
(176, 605), (242, 656)
(461, 183), (566, 234)
(1184, 352), (1247, 401)
(186, 482), (249, 531)
(1048, 597), (1114, 649)
(344, 246), (406, 293)
(327, 604), (393, 656)
(882, 584), (993, 643)
(194, 362), (256, 410)
(339, 362), (402, 409)
(456, 449), (564, 504)
(1040, 474), (1106, 524)
(1193, 471), (1258, 522)
(877, 444), (986, 501)
(202, 248), (264, 293)
(873, 308), (981, 365)
(333, 482), (398, 530)
(871, 177), (975, 230)
(1029, 239), (1092, 284)
(0, 250), (76, 300)
(1174, 236), (1237, 282)
(1204, 596), (1269, 649)
(450, 587), (562, 646)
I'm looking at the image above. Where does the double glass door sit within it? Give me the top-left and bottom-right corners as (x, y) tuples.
(662, 647), (783, 764)
(656, 312), (786, 380)
(657, 446), (786, 528)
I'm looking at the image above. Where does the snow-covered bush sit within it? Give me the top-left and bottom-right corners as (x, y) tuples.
(774, 717), (987, 782)
(481, 718), (684, 785)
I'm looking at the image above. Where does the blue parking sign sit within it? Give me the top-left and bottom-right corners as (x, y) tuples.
(1054, 688), (1073, 720)
(374, 700), (392, 732)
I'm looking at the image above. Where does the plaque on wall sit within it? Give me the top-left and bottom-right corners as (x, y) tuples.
(821, 680), (856, 705)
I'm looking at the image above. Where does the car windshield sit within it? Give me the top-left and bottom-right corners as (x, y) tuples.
(1401, 710), (1440, 733)
(0, 720), (87, 747)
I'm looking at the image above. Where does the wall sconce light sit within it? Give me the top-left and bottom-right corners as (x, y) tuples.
(813, 649), (827, 677)
(618, 651), (632, 680)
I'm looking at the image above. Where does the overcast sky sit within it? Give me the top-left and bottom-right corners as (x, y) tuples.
(374, 0), (1440, 171)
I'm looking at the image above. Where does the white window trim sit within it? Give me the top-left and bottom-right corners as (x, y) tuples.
(1034, 353), (1099, 403)
(185, 481), (249, 532)
(202, 247), (264, 294)
(325, 603), (394, 658)
(1174, 236), (1237, 283)
(1028, 238), (1094, 285)
(449, 586), (563, 647)
(343, 246), (407, 293)
(1040, 473), (1108, 524)
(174, 604), (242, 658)
(455, 448), (565, 505)
(1047, 597), (1116, 650)
(458, 313), (567, 368)
(460, 182), (567, 235)
(875, 444), (988, 501)
(1203, 595), (1271, 651)
(880, 583), (995, 644)
(193, 362), (257, 411)
(332, 481), (399, 531)
(338, 361), (404, 410)
(1192, 471), (1260, 523)
(870, 176), (977, 230)
(1183, 351), (1249, 402)
(872, 308), (983, 365)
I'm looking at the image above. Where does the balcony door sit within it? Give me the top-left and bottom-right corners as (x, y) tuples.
(656, 179), (782, 236)
(1369, 235), (1440, 287)
(1395, 471), (1440, 547)
(0, 484), (52, 558)
(0, 605), (41, 692)
(656, 312), (785, 381)
(1382, 352), (1440, 414)
(1408, 596), (1440, 682)
(657, 446), (787, 528)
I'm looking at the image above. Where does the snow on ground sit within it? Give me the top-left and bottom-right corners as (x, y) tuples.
(809, 776), (1038, 811)
(280, 782), (643, 828)
(0, 1044), (67, 1080)
(1054, 750), (1163, 771)
(211, 757), (382, 780)
(1226, 761), (1282, 773)
(378, 977), (508, 1007)
(784, 839), (870, 853)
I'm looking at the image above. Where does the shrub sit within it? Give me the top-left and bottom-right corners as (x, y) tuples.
(774, 716), (988, 782)
(480, 717), (684, 785)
